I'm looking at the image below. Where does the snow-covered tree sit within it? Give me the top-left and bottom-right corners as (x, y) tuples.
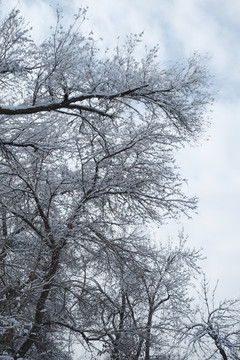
(0, 8), (212, 359)
(182, 278), (240, 360)
(76, 236), (201, 360)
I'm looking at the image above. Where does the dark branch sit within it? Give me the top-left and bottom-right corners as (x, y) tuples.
(0, 85), (149, 115)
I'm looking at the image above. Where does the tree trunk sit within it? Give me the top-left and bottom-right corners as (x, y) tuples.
(111, 291), (126, 360)
(144, 308), (153, 360)
(13, 246), (61, 359)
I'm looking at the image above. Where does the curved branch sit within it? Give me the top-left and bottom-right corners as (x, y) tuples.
(0, 85), (149, 116)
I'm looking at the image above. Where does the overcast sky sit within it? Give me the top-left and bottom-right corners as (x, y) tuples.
(2, 0), (240, 301)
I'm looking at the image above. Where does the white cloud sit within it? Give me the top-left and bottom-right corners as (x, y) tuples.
(168, 99), (240, 299)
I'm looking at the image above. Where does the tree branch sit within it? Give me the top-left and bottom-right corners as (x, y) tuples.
(0, 85), (149, 116)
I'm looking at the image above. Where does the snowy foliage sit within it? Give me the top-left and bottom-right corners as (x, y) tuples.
(180, 278), (240, 360)
(1, 8), (235, 360)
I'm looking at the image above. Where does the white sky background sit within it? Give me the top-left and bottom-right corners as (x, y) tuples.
(2, 0), (240, 301)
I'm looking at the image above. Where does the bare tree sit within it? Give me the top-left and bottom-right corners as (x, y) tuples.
(0, 7), (212, 359)
(68, 235), (201, 360)
(182, 278), (240, 360)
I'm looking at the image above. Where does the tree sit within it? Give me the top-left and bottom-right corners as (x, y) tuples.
(0, 7), (212, 359)
(75, 235), (201, 360)
(181, 278), (240, 360)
